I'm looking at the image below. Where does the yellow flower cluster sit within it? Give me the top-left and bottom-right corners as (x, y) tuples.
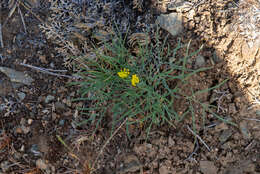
(117, 68), (140, 87)
(131, 74), (139, 86)
(117, 68), (129, 78)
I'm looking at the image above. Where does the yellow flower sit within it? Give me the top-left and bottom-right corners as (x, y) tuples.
(117, 68), (130, 78)
(131, 74), (140, 86)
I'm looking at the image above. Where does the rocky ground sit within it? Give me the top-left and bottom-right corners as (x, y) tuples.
(0, 0), (259, 174)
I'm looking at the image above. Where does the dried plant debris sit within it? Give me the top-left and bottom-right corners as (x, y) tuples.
(39, 0), (118, 66)
(128, 32), (151, 47)
(39, 0), (155, 68)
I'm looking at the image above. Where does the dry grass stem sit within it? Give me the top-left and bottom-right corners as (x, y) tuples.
(185, 139), (199, 163)
(242, 117), (260, 122)
(91, 119), (127, 172)
(0, 23), (3, 48)
(17, 5), (26, 33)
(187, 125), (211, 152)
(214, 90), (230, 113)
(3, 1), (17, 27)
(20, 63), (79, 79)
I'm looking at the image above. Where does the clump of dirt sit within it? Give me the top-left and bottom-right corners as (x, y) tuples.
(178, 0), (260, 147)
(179, 0), (260, 104)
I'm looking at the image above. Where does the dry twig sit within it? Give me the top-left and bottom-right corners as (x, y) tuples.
(242, 117), (260, 122)
(187, 125), (211, 152)
(3, 1), (17, 27)
(17, 5), (27, 33)
(20, 63), (79, 79)
(185, 139), (199, 162)
(91, 119), (127, 172)
(0, 23), (3, 48)
(214, 90), (230, 113)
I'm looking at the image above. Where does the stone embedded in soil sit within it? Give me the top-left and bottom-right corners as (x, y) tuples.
(195, 55), (206, 68)
(0, 161), (10, 172)
(159, 165), (171, 174)
(117, 154), (142, 174)
(45, 95), (55, 103)
(30, 144), (42, 156)
(156, 13), (183, 37)
(239, 121), (251, 139)
(215, 122), (229, 132)
(212, 51), (222, 64)
(0, 104), (5, 111)
(134, 143), (158, 158)
(200, 161), (217, 174)
(219, 129), (233, 143)
(17, 92), (26, 101)
(54, 102), (66, 112)
(21, 125), (30, 134)
(59, 119), (65, 126)
(0, 66), (34, 85)
(36, 159), (52, 174)
(168, 136), (175, 146)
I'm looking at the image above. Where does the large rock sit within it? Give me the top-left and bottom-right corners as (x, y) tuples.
(0, 66), (34, 85)
(156, 13), (183, 37)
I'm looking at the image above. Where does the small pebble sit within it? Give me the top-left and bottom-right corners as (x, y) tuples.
(21, 125), (30, 134)
(36, 159), (48, 170)
(30, 144), (42, 156)
(219, 129), (233, 143)
(200, 161), (217, 174)
(1, 161), (9, 172)
(0, 104), (6, 111)
(54, 102), (66, 112)
(20, 145), (25, 152)
(240, 121), (251, 139)
(28, 119), (33, 125)
(195, 55), (206, 68)
(45, 95), (55, 103)
(15, 127), (23, 134)
(59, 119), (65, 126)
(17, 92), (26, 101)
(168, 136), (175, 146)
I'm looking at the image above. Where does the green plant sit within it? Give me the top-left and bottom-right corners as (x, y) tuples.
(71, 27), (233, 138)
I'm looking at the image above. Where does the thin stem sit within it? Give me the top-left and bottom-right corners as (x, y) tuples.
(187, 125), (211, 152)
